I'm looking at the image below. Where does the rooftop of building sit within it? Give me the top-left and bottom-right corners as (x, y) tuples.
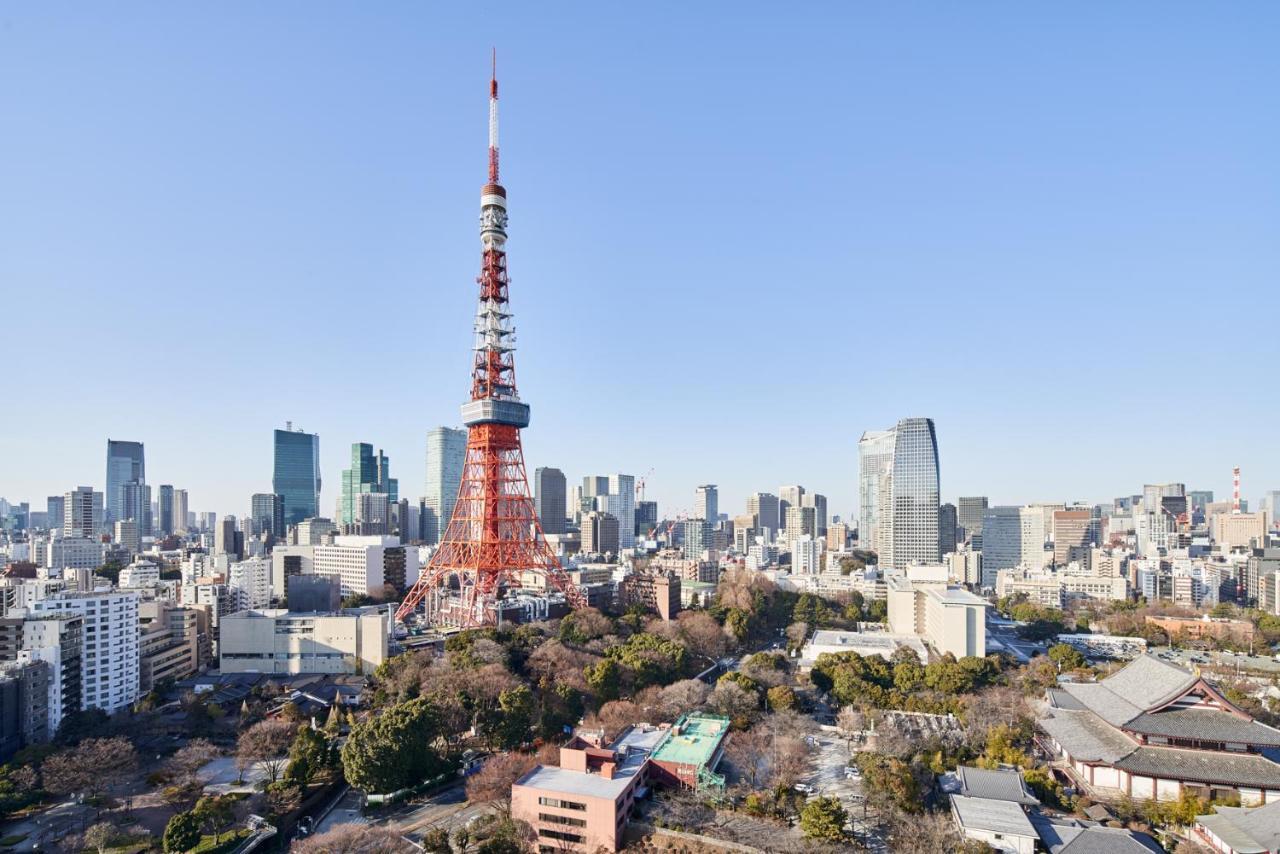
(648, 713), (730, 769)
(949, 794), (1036, 838)
(802, 630), (929, 663)
(942, 765), (1039, 805)
(1030, 814), (1163, 854)
(1195, 798), (1280, 853)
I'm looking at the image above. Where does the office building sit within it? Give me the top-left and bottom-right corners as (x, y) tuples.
(214, 516), (241, 559)
(105, 439), (145, 526)
(1214, 512), (1267, 551)
(155, 484), (174, 537)
(635, 501), (658, 538)
(312, 535), (418, 598)
(295, 517), (337, 545)
(621, 571), (680, 621)
(172, 489), (188, 535)
(784, 505), (816, 549)
(45, 496), (65, 533)
(582, 512), (620, 557)
(118, 558), (160, 589)
(1053, 510), (1099, 567)
(957, 496), (989, 542)
(793, 535), (821, 575)
(682, 518), (712, 561)
(114, 520), (139, 555)
(219, 608), (387, 675)
(250, 493), (285, 539)
(981, 506), (1023, 582)
(339, 443), (398, 527)
(272, 425), (321, 528)
(45, 537), (103, 575)
(801, 492), (828, 536)
(885, 565), (988, 658)
(286, 574), (341, 612)
(887, 417), (941, 569)
(858, 429), (896, 555)
(534, 467), (567, 535)
(939, 502), (958, 555)
(746, 492), (780, 536)
(695, 485), (718, 525)
(270, 544), (314, 600)
(604, 475), (636, 550)
(424, 427), (466, 544)
(33, 591), (140, 715)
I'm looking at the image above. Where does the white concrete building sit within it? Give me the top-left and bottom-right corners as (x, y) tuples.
(33, 591), (140, 714)
(887, 565), (988, 658)
(312, 535), (413, 598)
(45, 536), (103, 575)
(219, 608), (387, 675)
(118, 559), (161, 589)
(229, 557), (272, 610)
(792, 535), (821, 575)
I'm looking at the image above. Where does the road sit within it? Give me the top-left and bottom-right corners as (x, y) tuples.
(308, 781), (497, 847)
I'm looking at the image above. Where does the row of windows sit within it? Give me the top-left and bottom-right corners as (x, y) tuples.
(538, 829), (584, 844)
(537, 797), (586, 811)
(538, 813), (586, 828)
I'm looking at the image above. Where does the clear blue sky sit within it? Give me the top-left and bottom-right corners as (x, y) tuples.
(2, 3), (1278, 522)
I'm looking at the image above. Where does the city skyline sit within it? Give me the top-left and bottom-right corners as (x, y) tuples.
(3, 4), (1278, 518)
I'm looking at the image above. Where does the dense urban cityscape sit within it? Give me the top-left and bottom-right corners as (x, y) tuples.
(4, 7), (1279, 854)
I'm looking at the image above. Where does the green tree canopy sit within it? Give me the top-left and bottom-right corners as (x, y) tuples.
(340, 697), (453, 794)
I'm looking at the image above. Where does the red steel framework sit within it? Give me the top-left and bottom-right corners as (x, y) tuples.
(395, 58), (584, 627)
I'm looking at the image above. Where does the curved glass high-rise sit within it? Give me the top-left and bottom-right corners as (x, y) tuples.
(889, 417), (941, 569)
(273, 426), (321, 527)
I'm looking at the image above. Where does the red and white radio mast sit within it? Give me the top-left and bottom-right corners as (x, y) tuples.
(396, 56), (584, 626)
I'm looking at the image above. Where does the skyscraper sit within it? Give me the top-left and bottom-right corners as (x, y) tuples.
(605, 474), (636, 550)
(272, 425), (321, 528)
(423, 427), (466, 545)
(156, 485), (174, 537)
(105, 439), (145, 525)
(939, 502), (958, 555)
(172, 489), (189, 534)
(957, 496), (989, 541)
(801, 492), (828, 536)
(858, 429), (896, 555)
(695, 485), (719, 524)
(981, 506), (1023, 583)
(251, 493), (285, 539)
(747, 492), (780, 536)
(533, 467), (567, 535)
(340, 443), (398, 526)
(46, 496), (65, 532)
(888, 417), (941, 569)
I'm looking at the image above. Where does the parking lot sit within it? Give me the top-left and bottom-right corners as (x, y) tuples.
(798, 730), (886, 851)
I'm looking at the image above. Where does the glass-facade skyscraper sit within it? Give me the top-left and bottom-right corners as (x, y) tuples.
(533, 467), (567, 535)
(424, 427), (467, 544)
(340, 443), (398, 526)
(857, 429), (896, 555)
(889, 417), (941, 570)
(272, 426), (321, 528)
(105, 439), (145, 525)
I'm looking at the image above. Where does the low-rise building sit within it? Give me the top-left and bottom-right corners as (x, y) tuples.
(1145, 614), (1255, 645)
(218, 608), (387, 675)
(1039, 654), (1280, 805)
(620, 571), (680, 621)
(798, 628), (927, 671)
(138, 602), (200, 691)
(1193, 797), (1280, 853)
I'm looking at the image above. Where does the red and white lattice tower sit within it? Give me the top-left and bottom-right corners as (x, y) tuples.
(396, 57), (584, 627)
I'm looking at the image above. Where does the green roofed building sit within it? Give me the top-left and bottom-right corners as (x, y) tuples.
(647, 712), (730, 792)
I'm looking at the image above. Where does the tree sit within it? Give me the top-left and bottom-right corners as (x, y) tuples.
(237, 719), (294, 784)
(709, 681), (759, 728)
(422, 827), (452, 853)
(83, 822), (117, 854)
(583, 658), (621, 704)
(675, 610), (730, 659)
(286, 725), (334, 786)
(324, 703), (343, 735)
(293, 823), (415, 853)
(163, 811), (202, 853)
(465, 752), (537, 814)
(265, 780), (303, 819)
(341, 697), (452, 794)
(1047, 643), (1087, 671)
(767, 685), (799, 711)
(836, 706), (864, 752)
(785, 621), (810, 652)
(167, 737), (218, 786)
(193, 794), (235, 844)
(800, 796), (847, 842)
(658, 679), (710, 719)
(41, 736), (137, 803)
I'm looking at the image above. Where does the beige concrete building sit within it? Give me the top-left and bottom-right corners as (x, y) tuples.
(1053, 510), (1097, 567)
(1213, 512), (1267, 551)
(138, 602), (200, 691)
(887, 565), (988, 658)
(995, 568), (1063, 609)
(219, 609), (387, 675)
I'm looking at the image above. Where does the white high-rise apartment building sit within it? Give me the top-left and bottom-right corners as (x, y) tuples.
(605, 474), (636, 550)
(792, 534), (821, 575)
(63, 487), (101, 538)
(34, 591), (140, 715)
(424, 427), (467, 545)
(229, 557), (272, 610)
(858, 430), (896, 554)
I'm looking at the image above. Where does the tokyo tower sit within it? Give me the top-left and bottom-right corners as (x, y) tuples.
(396, 57), (585, 627)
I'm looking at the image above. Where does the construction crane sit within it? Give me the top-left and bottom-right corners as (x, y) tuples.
(635, 468), (655, 501)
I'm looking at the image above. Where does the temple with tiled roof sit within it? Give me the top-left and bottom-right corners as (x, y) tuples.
(1038, 654), (1280, 805)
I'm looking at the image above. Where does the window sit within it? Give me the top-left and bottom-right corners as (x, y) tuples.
(538, 797), (586, 811)
(539, 814), (586, 828)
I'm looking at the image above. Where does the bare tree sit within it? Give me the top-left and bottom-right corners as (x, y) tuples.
(167, 737), (218, 783)
(83, 822), (116, 854)
(465, 752), (538, 814)
(583, 700), (644, 741)
(658, 679), (711, 719)
(292, 823), (416, 853)
(725, 726), (772, 790)
(786, 621), (811, 652)
(708, 681), (759, 726)
(887, 810), (979, 854)
(236, 719), (294, 784)
(836, 706), (865, 754)
(42, 736), (137, 804)
(675, 611), (731, 660)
